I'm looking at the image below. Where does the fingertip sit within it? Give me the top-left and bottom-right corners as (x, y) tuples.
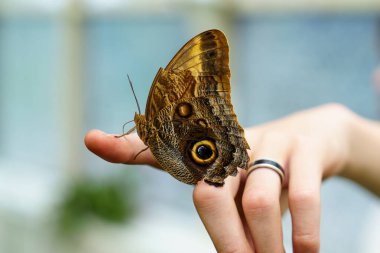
(85, 129), (104, 147)
(84, 129), (120, 162)
(84, 129), (109, 152)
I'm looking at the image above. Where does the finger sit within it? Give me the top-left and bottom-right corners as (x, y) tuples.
(84, 129), (158, 167)
(242, 133), (289, 253)
(193, 172), (253, 253)
(288, 139), (321, 253)
(243, 171), (284, 253)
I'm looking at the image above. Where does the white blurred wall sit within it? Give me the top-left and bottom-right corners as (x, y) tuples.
(0, 1), (379, 253)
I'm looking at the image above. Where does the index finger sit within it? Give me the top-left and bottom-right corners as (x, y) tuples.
(84, 129), (159, 167)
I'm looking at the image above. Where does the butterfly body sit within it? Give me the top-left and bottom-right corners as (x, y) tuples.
(134, 30), (249, 186)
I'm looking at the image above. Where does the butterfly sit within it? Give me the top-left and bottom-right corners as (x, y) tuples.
(128, 29), (250, 186)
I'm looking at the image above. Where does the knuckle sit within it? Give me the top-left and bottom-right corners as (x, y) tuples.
(218, 246), (245, 253)
(293, 233), (320, 252)
(291, 134), (323, 161)
(293, 134), (314, 149)
(242, 190), (277, 216)
(260, 131), (288, 145)
(323, 102), (350, 114)
(324, 103), (354, 128)
(289, 189), (319, 209)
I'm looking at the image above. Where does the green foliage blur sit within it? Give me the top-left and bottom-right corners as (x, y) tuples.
(56, 174), (137, 236)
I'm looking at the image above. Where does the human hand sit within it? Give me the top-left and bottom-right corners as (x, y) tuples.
(192, 103), (356, 253)
(85, 103), (376, 253)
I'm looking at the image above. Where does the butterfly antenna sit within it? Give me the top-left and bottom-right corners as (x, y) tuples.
(127, 74), (141, 115)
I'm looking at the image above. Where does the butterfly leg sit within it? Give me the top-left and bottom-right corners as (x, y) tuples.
(115, 125), (136, 138)
(134, 146), (149, 160)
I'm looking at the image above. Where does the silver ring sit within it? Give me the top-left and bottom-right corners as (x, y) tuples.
(247, 159), (285, 183)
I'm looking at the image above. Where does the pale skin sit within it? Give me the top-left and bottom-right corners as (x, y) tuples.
(85, 103), (380, 253)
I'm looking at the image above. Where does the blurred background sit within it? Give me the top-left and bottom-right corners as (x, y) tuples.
(1, 0), (380, 252)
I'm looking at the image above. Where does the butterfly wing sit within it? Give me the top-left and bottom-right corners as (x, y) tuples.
(145, 29), (231, 120)
(141, 29), (249, 185)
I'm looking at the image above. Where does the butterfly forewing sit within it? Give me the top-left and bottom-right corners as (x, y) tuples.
(145, 30), (230, 120)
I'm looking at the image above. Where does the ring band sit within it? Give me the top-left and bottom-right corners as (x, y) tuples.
(247, 159), (285, 183)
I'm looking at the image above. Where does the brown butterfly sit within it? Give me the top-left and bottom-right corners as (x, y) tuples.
(128, 29), (250, 186)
